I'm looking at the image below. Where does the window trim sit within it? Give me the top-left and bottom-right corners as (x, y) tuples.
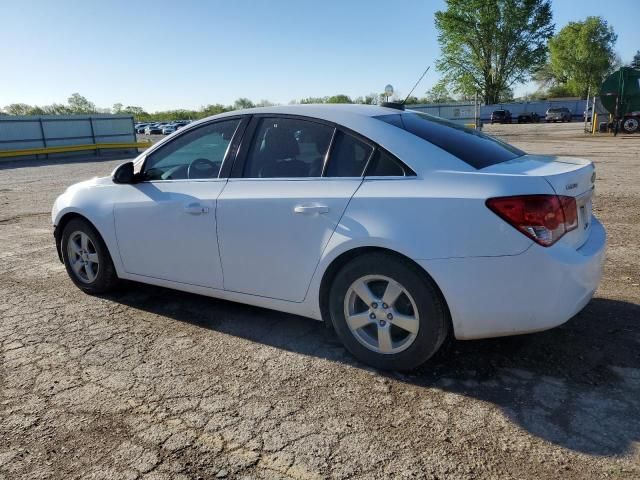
(137, 115), (250, 183)
(229, 113), (413, 180)
(363, 146), (416, 178)
(321, 129), (376, 178)
(232, 114), (338, 179)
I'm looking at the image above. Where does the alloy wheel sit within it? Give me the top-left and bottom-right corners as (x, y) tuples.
(343, 275), (420, 355)
(67, 231), (100, 283)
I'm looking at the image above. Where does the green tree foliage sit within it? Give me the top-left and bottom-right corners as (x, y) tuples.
(435, 0), (554, 105)
(112, 103), (123, 114)
(541, 16), (617, 98)
(425, 81), (455, 103)
(67, 93), (96, 113)
(4, 103), (33, 115)
(233, 98), (255, 110)
(298, 95), (352, 104)
(629, 50), (640, 70)
(353, 93), (379, 105)
(326, 94), (353, 104)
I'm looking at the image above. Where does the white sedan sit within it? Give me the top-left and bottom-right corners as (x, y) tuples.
(52, 104), (606, 370)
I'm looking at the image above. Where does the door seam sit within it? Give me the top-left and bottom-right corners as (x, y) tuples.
(215, 179), (230, 288)
(300, 177), (366, 303)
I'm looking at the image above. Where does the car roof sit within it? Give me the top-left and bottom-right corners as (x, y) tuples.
(209, 103), (405, 123)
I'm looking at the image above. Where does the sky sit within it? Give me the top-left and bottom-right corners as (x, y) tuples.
(1, 0), (638, 112)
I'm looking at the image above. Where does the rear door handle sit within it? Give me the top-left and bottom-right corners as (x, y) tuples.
(184, 203), (209, 215)
(294, 204), (329, 215)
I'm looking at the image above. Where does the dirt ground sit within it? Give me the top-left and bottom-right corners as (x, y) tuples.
(1, 123), (639, 479)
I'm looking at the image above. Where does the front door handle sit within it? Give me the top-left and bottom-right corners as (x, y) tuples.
(294, 204), (329, 215)
(184, 203), (209, 215)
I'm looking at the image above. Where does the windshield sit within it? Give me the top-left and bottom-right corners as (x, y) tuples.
(375, 112), (525, 170)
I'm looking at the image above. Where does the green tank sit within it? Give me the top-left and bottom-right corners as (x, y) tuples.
(599, 67), (640, 133)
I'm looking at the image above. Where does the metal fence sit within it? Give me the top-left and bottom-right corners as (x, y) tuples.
(0, 114), (139, 160)
(407, 98), (602, 124)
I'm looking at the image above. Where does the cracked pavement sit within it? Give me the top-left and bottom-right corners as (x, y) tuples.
(1, 123), (639, 479)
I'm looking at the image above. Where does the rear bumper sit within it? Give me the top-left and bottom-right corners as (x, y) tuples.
(418, 218), (607, 340)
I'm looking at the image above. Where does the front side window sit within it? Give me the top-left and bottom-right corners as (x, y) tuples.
(143, 119), (240, 181)
(243, 117), (333, 178)
(324, 131), (373, 177)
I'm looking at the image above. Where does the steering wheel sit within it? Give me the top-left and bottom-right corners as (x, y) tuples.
(187, 157), (219, 179)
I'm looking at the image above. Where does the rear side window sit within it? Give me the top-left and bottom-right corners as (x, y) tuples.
(375, 113), (524, 170)
(324, 131), (373, 177)
(366, 150), (410, 176)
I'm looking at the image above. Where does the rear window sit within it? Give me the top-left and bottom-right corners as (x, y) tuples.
(375, 112), (524, 170)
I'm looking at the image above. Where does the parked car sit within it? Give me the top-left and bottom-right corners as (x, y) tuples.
(51, 104), (605, 371)
(546, 107), (572, 123)
(144, 124), (163, 135)
(517, 112), (540, 123)
(490, 109), (512, 124)
(135, 123), (149, 134)
(162, 124), (177, 135)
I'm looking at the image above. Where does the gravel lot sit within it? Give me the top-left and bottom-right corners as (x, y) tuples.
(1, 123), (639, 479)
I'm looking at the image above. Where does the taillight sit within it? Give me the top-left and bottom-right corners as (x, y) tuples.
(486, 195), (578, 246)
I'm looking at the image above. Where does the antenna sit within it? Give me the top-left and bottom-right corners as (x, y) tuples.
(402, 66), (431, 104)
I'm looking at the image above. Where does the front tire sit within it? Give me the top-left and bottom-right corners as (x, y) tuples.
(329, 253), (449, 371)
(61, 218), (118, 294)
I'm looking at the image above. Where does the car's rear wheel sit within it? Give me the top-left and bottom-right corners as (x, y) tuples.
(622, 117), (639, 133)
(329, 253), (449, 371)
(61, 218), (118, 294)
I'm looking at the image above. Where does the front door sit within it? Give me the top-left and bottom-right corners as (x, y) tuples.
(113, 118), (242, 288)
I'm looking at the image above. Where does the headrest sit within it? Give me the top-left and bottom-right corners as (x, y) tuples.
(260, 127), (300, 159)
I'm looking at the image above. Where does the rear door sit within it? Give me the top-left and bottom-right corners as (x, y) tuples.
(217, 116), (373, 302)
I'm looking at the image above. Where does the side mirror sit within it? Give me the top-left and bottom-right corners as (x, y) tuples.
(112, 161), (135, 184)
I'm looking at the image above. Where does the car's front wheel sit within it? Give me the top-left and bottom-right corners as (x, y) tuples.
(329, 253), (449, 371)
(61, 218), (118, 294)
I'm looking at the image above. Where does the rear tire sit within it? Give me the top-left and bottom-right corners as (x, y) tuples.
(61, 218), (118, 294)
(622, 117), (639, 133)
(328, 253), (449, 371)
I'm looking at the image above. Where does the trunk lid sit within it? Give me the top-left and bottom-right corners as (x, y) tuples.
(483, 154), (596, 248)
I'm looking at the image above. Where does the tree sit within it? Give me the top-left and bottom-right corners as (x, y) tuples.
(4, 103), (33, 115)
(299, 96), (327, 104)
(233, 98), (255, 110)
(255, 99), (275, 107)
(67, 93), (96, 113)
(424, 81), (455, 103)
(630, 50), (640, 70)
(326, 94), (352, 104)
(112, 103), (123, 114)
(122, 106), (146, 117)
(356, 93), (379, 105)
(542, 17), (617, 98)
(41, 103), (71, 115)
(200, 104), (230, 117)
(435, 0), (554, 105)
